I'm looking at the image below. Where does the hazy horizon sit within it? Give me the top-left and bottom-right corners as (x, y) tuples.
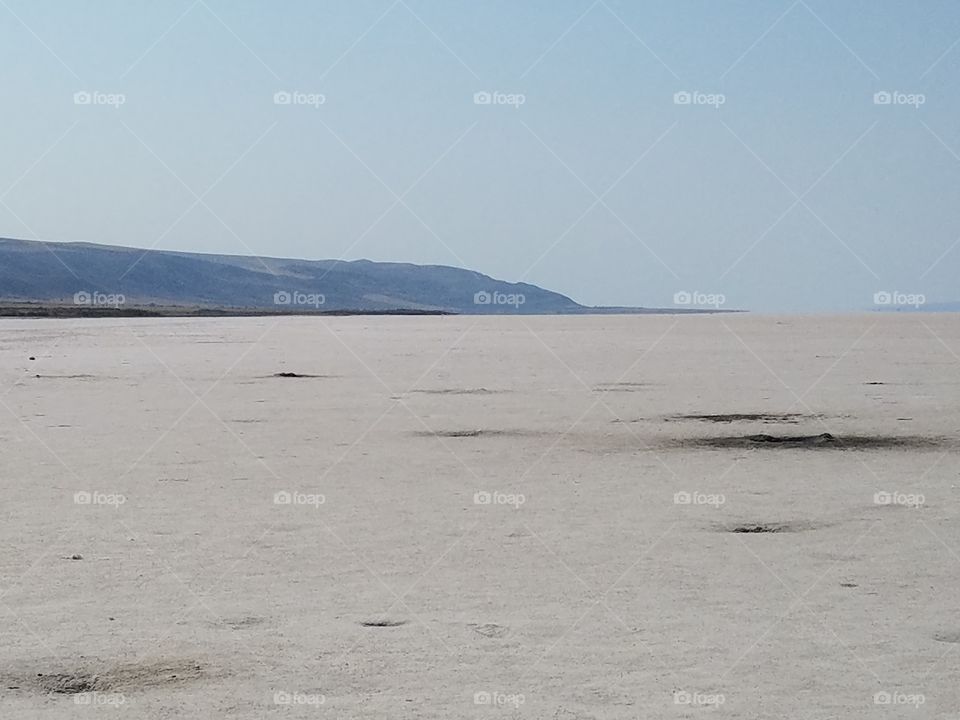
(3, 1), (959, 312)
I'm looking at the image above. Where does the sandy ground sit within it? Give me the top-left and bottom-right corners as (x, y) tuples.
(1, 313), (959, 719)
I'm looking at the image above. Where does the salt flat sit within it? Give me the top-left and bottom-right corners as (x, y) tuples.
(1, 314), (959, 719)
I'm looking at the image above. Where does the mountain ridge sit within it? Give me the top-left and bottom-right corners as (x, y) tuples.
(0, 237), (579, 314)
(0, 237), (727, 315)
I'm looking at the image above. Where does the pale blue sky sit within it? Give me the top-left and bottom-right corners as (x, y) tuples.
(2, 0), (959, 311)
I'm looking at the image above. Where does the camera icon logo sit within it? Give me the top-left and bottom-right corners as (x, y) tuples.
(474, 691), (491, 705)
(74, 291), (92, 305)
(274, 291), (292, 305)
(274, 491), (292, 505)
(674, 491), (692, 505)
(474, 491), (492, 505)
(873, 91), (892, 105)
(473, 91), (492, 105)
(874, 691), (892, 705)
(673, 290), (692, 305)
(73, 91), (92, 105)
(873, 291), (892, 305)
(474, 291), (492, 305)
(74, 491), (92, 505)
(673, 91), (692, 105)
(274, 91), (292, 105)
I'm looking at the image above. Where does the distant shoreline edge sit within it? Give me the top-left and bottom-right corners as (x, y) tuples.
(0, 302), (742, 319)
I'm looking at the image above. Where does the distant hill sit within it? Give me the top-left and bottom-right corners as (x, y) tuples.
(0, 237), (586, 314)
(0, 237), (728, 316)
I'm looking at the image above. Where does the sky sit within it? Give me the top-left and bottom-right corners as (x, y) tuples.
(1, 0), (959, 312)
